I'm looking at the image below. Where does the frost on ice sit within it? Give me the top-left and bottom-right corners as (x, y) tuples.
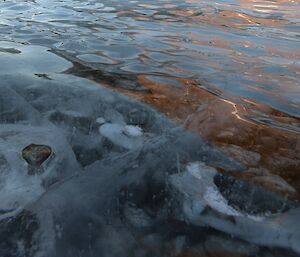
(99, 123), (143, 150)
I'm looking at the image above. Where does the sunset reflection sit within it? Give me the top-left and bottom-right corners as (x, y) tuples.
(64, 0), (300, 202)
(78, 71), (299, 200)
(1, 0), (300, 255)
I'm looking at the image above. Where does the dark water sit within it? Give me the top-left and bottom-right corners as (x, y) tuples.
(0, 0), (300, 256)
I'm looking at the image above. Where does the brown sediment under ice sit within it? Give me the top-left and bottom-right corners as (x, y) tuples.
(97, 74), (300, 200)
(22, 144), (52, 175)
(66, 59), (300, 200)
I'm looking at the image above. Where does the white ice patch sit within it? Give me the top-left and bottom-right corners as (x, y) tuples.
(186, 162), (216, 180)
(186, 162), (240, 216)
(96, 117), (106, 125)
(188, 162), (264, 221)
(124, 125), (143, 137)
(204, 187), (240, 216)
(171, 161), (264, 222)
(99, 123), (143, 150)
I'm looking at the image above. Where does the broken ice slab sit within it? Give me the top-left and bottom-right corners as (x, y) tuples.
(0, 44), (293, 255)
(0, 41), (72, 75)
(0, 124), (81, 219)
(169, 162), (300, 254)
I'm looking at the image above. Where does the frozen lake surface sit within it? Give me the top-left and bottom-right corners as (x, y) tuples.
(0, 0), (299, 256)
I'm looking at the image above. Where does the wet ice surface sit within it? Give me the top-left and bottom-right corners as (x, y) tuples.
(0, 0), (300, 256)
(0, 41), (298, 257)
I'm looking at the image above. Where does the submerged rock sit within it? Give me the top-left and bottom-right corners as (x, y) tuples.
(22, 144), (52, 167)
(22, 144), (52, 174)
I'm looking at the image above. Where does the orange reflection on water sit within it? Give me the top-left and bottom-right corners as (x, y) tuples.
(237, 0), (300, 18)
(192, 10), (288, 28)
(129, 76), (300, 200)
(89, 72), (299, 199)
(67, 0), (300, 201)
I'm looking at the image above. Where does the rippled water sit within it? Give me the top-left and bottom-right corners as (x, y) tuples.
(1, 0), (299, 113)
(1, 0), (299, 104)
(0, 0), (300, 256)
(1, 0), (299, 188)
